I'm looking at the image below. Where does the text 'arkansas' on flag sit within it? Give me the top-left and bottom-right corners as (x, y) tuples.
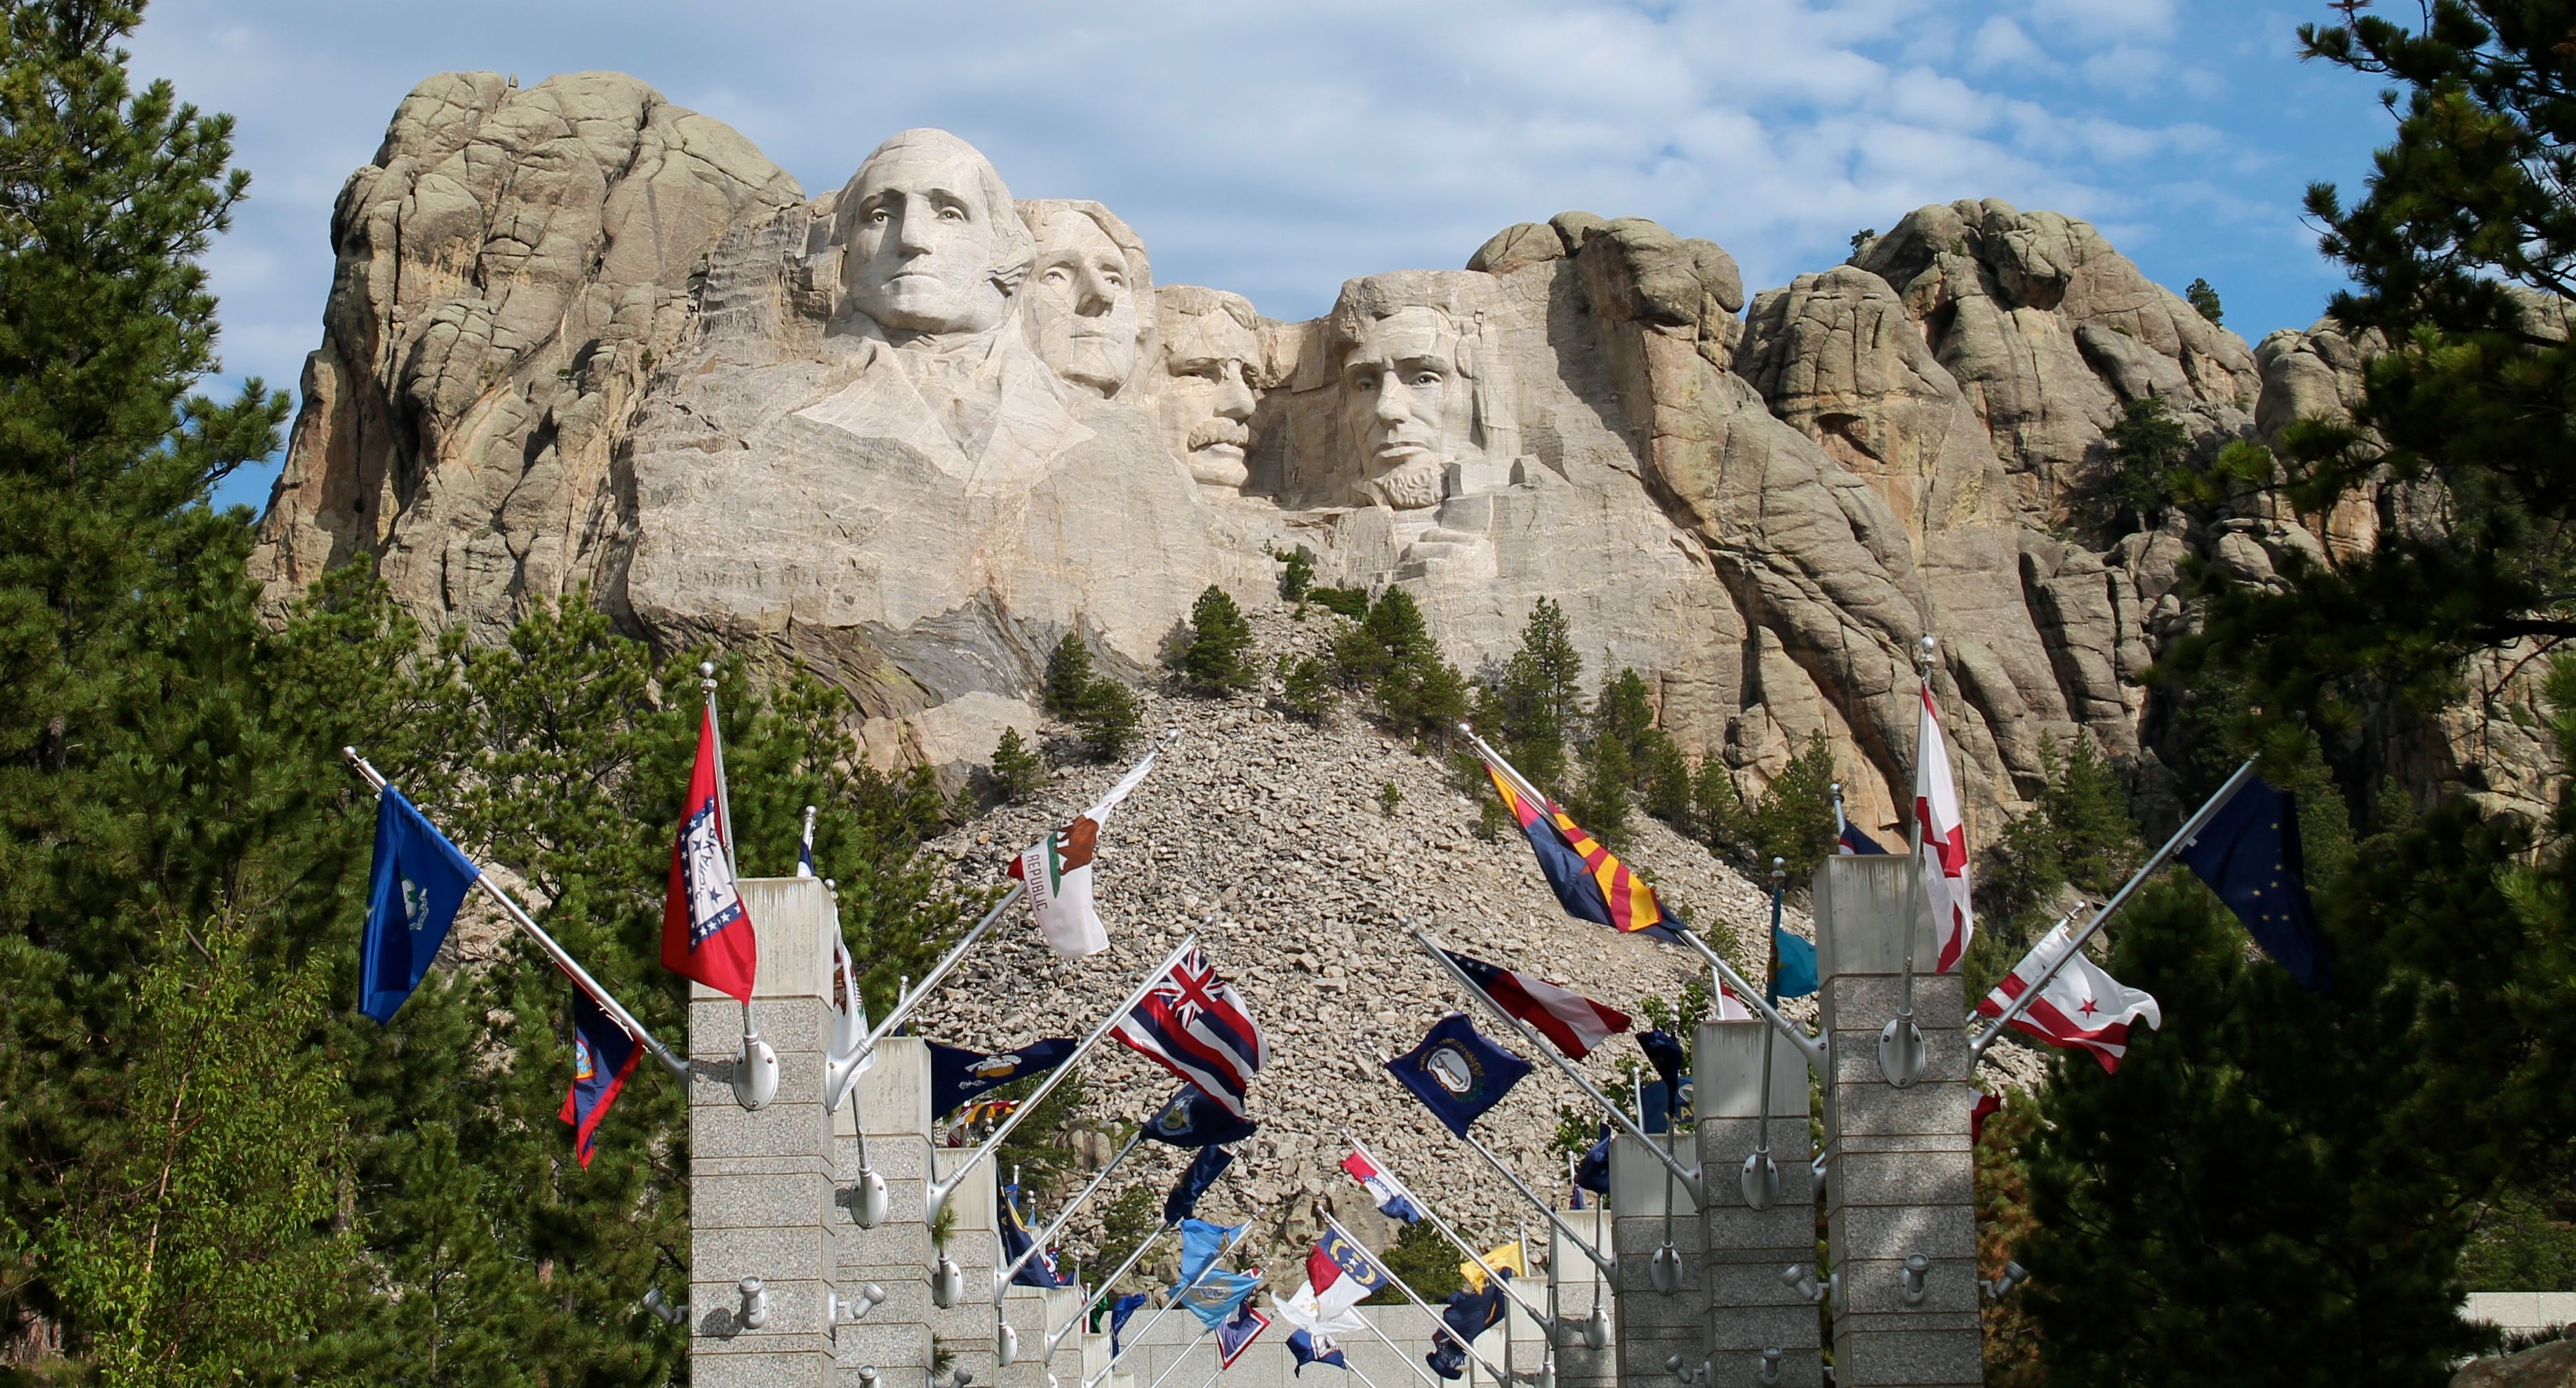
(1110, 945), (1267, 1118)
(1914, 681), (1975, 973)
(1008, 747), (1158, 959)
(560, 984), (640, 1168)
(1480, 758), (1678, 942)
(359, 785), (481, 1023)
(1442, 949), (1631, 1059)
(661, 708), (758, 1002)
(1975, 923), (2163, 1072)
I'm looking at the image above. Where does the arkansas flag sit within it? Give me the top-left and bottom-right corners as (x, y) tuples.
(1008, 747), (1158, 958)
(1913, 681), (1975, 973)
(1111, 947), (1267, 1117)
(661, 709), (758, 1002)
(1442, 949), (1630, 1058)
(1974, 923), (2162, 1072)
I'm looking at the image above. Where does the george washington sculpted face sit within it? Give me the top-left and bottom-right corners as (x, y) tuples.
(838, 130), (1026, 339)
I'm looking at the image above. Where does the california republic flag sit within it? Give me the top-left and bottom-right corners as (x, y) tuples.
(1975, 922), (2162, 1073)
(1913, 681), (1975, 972)
(1008, 747), (1159, 958)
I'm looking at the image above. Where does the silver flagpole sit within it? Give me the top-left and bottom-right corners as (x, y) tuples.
(1441, 1117), (1616, 1280)
(697, 663), (776, 1108)
(1345, 1307), (1442, 1388)
(1453, 727), (1823, 1069)
(1342, 1131), (1552, 1329)
(928, 934), (1203, 1230)
(1969, 758), (2260, 1058)
(1883, 636), (1940, 1088)
(1407, 925), (1708, 1203)
(343, 749), (689, 1080)
(1045, 1221), (1176, 1362)
(1091, 1223), (1254, 1387)
(840, 881), (1029, 1073)
(1000, 1127), (1153, 1294)
(1322, 1215), (1513, 1385)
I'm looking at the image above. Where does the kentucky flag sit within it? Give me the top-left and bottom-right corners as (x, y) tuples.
(1480, 760), (1680, 943)
(927, 1037), (1078, 1118)
(1143, 1087), (1259, 1149)
(1287, 1329), (1348, 1376)
(1387, 1014), (1531, 1138)
(2179, 777), (2332, 991)
(661, 709), (758, 1002)
(558, 985), (640, 1167)
(360, 786), (481, 1023)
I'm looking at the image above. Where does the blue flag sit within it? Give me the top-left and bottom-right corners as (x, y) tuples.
(1287, 1329), (1348, 1375)
(1638, 1029), (1687, 1127)
(999, 1175), (1066, 1287)
(559, 985), (639, 1167)
(1770, 926), (1819, 1003)
(1839, 821), (1890, 855)
(1574, 1125), (1611, 1196)
(360, 787), (481, 1023)
(1216, 1300), (1271, 1368)
(1165, 1145), (1235, 1224)
(927, 1037), (1077, 1117)
(1142, 1087), (1258, 1149)
(1110, 1291), (1148, 1356)
(1387, 1014), (1531, 1138)
(2179, 778), (2332, 991)
(1428, 1335), (1467, 1380)
(1442, 1279), (1507, 1345)
(1177, 1218), (1245, 1287)
(1174, 1270), (1260, 1329)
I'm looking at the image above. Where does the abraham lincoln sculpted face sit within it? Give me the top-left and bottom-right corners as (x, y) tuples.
(1340, 305), (1468, 510)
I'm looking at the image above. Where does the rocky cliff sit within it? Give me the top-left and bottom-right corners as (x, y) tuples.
(251, 70), (2535, 836)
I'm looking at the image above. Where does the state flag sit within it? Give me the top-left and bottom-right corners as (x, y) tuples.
(999, 1176), (1067, 1287)
(1839, 821), (1891, 855)
(1143, 1087), (1259, 1149)
(1178, 1218), (1247, 1287)
(1164, 1145), (1235, 1224)
(1217, 1300), (1271, 1368)
(927, 1037), (1077, 1118)
(1913, 682), (1975, 973)
(1480, 759), (1678, 942)
(2178, 776), (2331, 990)
(1338, 1151), (1422, 1224)
(1769, 925), (1818, 1003)
(1442, 949), (1630, 1058)
(1286, 1329), (1348, 1376)
(1458, 1239), (1524, 1292)
(1387, 1015), (1531, 1138)
(1175, 1271), (1262, 1330)
(1278, 1227), (1387, 1333)
(1008, 747), (1159, 958)
(359, 786), (481, 1023)
(1110, 1292), (1148, 1357)
(558, 984), (640, 1167)
(1974, 923), (2163, 1073)
(1111, 946), (1267, 1118)
(661, 710), (757, 1002)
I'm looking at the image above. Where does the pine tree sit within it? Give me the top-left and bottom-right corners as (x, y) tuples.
(1276, 654), (1331, 723)
(1077, 679), (1143, 761)
(988, 726), (1045, 804)
(1331, 589), (1467, 737)
(1275, 545), (1315, 603)
(1044, 632), (1096, 716)
(2184, 276), (2224, 325)
(1178, 585), (1255, 694)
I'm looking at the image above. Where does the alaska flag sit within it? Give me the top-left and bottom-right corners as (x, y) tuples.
(927, 1037), (1077, 1117)
(1770, 927), (1819, 1003)
(1838, 822), (1890, 855)
(361, 787), (481, 1023)
(1142, 1087), (1258, 1149)
(1165, 1145), (1236, 1223)
(1287, 1329), (1348, 1375)
(1481, 761), (1682, 943)
(2178, 777), (2332, 991)
(558, 985), (640, 1167)
(1110, 1292), (1148, 1357)
(1387, 1014), (1531, 1138)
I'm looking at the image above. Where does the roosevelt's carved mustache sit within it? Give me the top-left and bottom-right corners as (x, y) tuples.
(1187, 418), (1251, 451)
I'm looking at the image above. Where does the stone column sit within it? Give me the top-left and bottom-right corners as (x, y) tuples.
(1694, 1018), (1822, 1387)
(1813, 855), (1981, 1387)
(694, 877), (844, 1388)
(1544, 1206), (1616, 1388)
(834, 1036), (936, 1388)
(1607, 1131), (1703, 1384)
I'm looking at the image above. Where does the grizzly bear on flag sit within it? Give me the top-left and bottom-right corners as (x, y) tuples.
(1009, 747), (1158, 958)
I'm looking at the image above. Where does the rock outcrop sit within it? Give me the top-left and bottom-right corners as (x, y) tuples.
(253, 72), (2536, 832)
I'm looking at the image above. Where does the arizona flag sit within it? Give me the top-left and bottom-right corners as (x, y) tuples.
(1480, 760), (1677, 942)
(1111, 947), (1267, 1117)
(1009, 747), (1158, 958)
(662, 709), (758, 1002)
(560, 985), (641, 1167)
(1442, 949), (1630, 1058)
(1913, 682), (1975, 973)
(1974, 923), (2162, 1073)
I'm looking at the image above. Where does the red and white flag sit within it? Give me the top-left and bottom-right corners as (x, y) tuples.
(1714, 980), (1754, 1020)
(1974, 923), (2162, 1073)
(661, 709), (758, 1003)
(1913, 681), (1975, 973)
(1441, 949), (1631, 1058)
(1007, 747), (1157, 959)
(1111, 946), (1268, 1117)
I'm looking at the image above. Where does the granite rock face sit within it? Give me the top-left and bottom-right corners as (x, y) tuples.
(254, 75), (2532, 827)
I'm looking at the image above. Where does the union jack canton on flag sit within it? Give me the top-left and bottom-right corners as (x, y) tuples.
(1111, 947), (1268, 1118)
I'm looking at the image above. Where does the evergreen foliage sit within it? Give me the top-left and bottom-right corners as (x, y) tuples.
(1076, 680), (1143, 762)
(987, 726), (1045, 805)
(2076, 397), (2193, 536)
(1973, 735), (2142, 980)
(1275, 654), (1331, 723)
(1274, 545), (1315, 603)
(1178, 585), (1255, 694)
(1329, 589), (1467, 737)
(1365, 1219), (1464, 1305)
(1693, 734), (1838, 880)
(1044, 632), (1096, 717)
(2184, 276), (2224, 324)
(1307, 586), (1370, 620)
(1473, 599), (1584, 792)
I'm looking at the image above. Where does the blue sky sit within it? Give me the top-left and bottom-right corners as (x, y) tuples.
(131, 0), (2394, 514)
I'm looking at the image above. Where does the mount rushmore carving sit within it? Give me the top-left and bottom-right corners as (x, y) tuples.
(248, 71), (2539, 832)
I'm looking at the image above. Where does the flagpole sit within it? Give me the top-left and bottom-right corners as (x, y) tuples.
(1321, 1215), (1513, 1385)
(699, 663), (739, 880)
(1090, 1222), (1254, 1387)
(842, 881), (1029, 1072)
(1743, 858), (1786, 1208)
(1361, 1052), (1616, 1280)
(1884, 634), (1939, 1088)
(927, 934), (1202, 1231)
(1000, 1127), (1152, 1295)
(796, 804), (818, 878)
(1345, 1305), (1444, 1388)
(696, 662), (777, 1110)
(1408, 925), (1708, 1203)
(1143, 1327), (1216, 1388)
(1044, 1221), (1176, 1362)
(342, 750), (689, 1080)
(1969, 758), (2260, 1058)
(1452, 727), (1822, 1069)
(1342, 1132), (1553, 1329)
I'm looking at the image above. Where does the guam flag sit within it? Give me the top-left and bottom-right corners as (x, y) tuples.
(661, 709), (758, 1002)
(559, 985), (641, 1167)
(1479, 758), (1679, 943)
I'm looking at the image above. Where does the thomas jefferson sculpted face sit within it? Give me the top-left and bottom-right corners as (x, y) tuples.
(837, 130), (1030, 339)
(1021, 203), (1146, 396)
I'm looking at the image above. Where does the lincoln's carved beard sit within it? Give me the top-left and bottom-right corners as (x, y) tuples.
(1369, 457), (1444, 511)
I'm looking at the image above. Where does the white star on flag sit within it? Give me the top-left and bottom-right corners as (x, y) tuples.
(1974, 922), (2162, 1073)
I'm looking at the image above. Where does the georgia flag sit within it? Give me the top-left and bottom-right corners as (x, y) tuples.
(1914, 681), (1975, 973)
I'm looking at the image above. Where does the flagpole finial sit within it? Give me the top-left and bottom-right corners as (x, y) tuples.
(1771, 857), (1786, 881)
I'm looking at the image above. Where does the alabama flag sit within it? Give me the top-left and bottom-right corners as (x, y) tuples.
(1974, 923), (2162, 1073)
(1914, 681), (1975, 973)
(1008, 747), (1158, 958)
(661, 709), (758, 1002)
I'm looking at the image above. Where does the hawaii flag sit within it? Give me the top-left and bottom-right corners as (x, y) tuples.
(1111, 947), (1268, 1117)
(661, 709), (758, 1001)
(1974, 923), (2162, 1073)
(1913, 682), (1975, 973)
(1008, 747), (1158, 958)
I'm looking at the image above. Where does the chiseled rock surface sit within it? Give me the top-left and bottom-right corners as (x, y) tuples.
(2453, 1339), (2576, 1388)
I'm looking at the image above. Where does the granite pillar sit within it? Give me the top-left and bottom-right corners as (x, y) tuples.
(1608, 1132), (1703, 1385)
(1694, 1018), (1823, 1388)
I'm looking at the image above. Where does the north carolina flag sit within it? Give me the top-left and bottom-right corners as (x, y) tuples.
(1442, 949), (1631, 1059)
(1276, 1228), (1387, 1334)
(1008, 747), (1158, 958)
(1974, 923), (2162, 1073)
(1913, 682), (1975, 973)
(1481, 761), (1678, 943)
(661, 709), (757, 1002)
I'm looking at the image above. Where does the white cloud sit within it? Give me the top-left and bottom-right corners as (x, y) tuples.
(1968, 16), (2050, 74)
